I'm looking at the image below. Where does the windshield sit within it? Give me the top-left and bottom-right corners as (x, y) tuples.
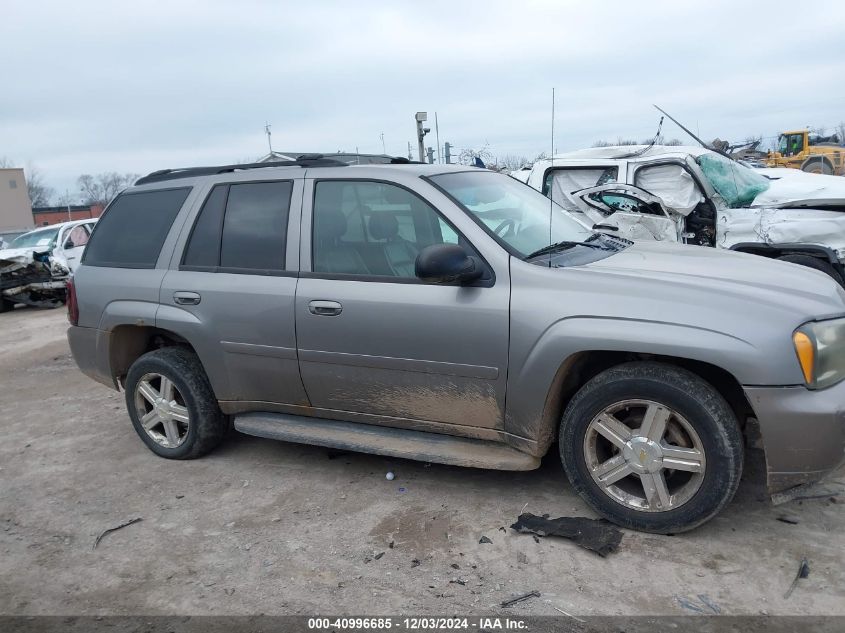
(428, 170), (597, 258)
(10, 227), (59, 249)
(695, 152), (770, 208)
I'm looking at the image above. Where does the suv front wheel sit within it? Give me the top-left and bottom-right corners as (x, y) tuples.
(124, 347), (228, 459)
(559, 361), (743, 533)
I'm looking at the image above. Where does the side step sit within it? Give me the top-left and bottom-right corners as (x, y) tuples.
(234, 412), (540, 471)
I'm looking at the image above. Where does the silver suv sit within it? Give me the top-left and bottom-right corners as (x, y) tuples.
(67, 157), (845, 533)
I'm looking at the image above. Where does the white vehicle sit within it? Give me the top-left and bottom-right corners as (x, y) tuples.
(0, 218), (97, 311)
(517, 145), (845, 284)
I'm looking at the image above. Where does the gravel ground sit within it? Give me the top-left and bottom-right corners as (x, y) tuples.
(1, 306), (844, 617)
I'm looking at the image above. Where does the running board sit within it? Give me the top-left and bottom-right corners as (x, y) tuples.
(234, 412), (540, 471)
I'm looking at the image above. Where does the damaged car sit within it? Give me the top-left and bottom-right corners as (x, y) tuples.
(517, 145), (845, 284)
(68, 158), (845, 534)
(0, 219), (96, 312)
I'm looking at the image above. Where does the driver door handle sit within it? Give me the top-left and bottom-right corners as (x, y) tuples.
(173, 291), (201, 305)
(309, 300), (342, 316)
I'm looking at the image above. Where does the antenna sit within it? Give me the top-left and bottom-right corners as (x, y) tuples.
(264, 122), (273, 154)
(548, 87), (555, 266)
(380, 132), (386, 154)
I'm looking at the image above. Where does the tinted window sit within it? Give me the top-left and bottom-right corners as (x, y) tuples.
(220, 181), (291, 271)
(182, 185), (226, 268)
(84, 188), (190, 268)
(312, 180), (467, 278)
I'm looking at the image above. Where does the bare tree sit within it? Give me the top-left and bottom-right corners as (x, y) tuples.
(24, 163), (54, 207)
(458, 144), (494, 166)
(77, 172), (140, 206)
(494, 154), (530, 171)
(838, 122), (845, 144)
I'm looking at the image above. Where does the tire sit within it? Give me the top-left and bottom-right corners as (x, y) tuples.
(777, 253), (844, 286)
(801, 159), (833, 175)
(124, 346), (228, 459)
(559, 361), (743, 534)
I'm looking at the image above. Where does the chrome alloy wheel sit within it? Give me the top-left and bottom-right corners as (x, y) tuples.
(133, 373), (190, 449)
(583, 399), (706, 512)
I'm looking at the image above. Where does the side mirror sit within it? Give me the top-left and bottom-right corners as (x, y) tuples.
(415, 244), (482, 285)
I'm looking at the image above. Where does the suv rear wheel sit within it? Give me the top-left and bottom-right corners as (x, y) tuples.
(559, 361), (743, 533)
(124, 347), (228, 459)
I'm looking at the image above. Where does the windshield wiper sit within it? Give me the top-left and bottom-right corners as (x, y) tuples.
(525, 239), (607, 260)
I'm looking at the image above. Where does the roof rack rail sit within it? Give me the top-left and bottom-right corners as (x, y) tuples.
(134, 154), (347, 186)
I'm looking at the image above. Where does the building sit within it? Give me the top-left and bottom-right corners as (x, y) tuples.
(32, 203), (104, 227)
(0, 167), (34, 233)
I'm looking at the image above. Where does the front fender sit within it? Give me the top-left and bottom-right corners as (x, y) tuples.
(505, 315), (768, 453)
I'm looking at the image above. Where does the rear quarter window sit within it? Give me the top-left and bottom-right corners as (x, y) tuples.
(83, 188), (191, 268)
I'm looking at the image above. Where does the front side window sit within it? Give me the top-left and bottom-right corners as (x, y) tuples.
(182, 181), (292, 272)
(65, 225), (90, 249)
(543, 167), (618, 210)
(84, 187), (191, 268)
(311, 180), (465, 278)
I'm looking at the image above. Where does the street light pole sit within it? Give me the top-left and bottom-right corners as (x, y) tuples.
(415, 112), (429, 163)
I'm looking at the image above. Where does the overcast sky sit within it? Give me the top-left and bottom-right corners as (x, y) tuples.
(3, 0), (844, 201)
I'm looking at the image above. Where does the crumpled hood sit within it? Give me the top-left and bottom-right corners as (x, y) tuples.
(753, 168), (845, 207)
(0, 246), (67, 276)
(583, 240), (845, 319)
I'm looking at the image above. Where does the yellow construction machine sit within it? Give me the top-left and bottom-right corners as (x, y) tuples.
(766, 130), (845, 175)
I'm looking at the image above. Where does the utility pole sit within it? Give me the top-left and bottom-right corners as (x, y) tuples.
(380, 132), (386, 154)
(407, 142), (413, 161)
(264, 122), (273, 154)
(426, 147), (435, 164)
(415, 112), (430, 163)
(435, 112), (441, 164)
(444, 142), (451, 164)
(66, 190), (71, 222)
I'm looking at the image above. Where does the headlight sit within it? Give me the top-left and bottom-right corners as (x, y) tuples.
(793, 318), (845, 389)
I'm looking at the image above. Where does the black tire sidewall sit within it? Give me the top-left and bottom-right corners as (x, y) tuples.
(560, 365), (743, 533)
(778, 254), (844, 286)
(124, 349), (221, 459)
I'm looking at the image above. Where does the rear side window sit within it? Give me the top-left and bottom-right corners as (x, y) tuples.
(182, 181), (292, 273)
(84, 188), (191, 268)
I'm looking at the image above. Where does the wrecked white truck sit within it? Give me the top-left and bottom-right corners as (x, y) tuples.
(515, 145), (845, 284)
(0, 219), (97, 312)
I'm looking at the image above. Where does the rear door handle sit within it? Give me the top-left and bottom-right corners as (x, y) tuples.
(173, 291), (201, 305)
(308, 300), (342, 316)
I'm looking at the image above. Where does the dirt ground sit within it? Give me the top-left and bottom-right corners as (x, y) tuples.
(1, 307), (844, 618)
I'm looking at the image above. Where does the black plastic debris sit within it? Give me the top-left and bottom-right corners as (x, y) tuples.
(777, 515), (800, 525)
(784, 558), (810, 599)
(479, 535), (493, 544)
(501, 590), (540, 608)
(510, 513), (622, 557)
(93, 517), (142, 550)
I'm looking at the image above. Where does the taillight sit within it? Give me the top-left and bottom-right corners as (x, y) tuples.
(66, 276), (79, 325)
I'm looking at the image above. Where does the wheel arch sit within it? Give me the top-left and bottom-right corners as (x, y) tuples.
(729, 241), (841, 265)
(530, 351), (753, 457)
(109, 324), (198, 388)
(801, 156), (834, 173)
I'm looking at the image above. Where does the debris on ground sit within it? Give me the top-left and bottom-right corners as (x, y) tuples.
(776, 515), (801, 525)
(676, 594), (721, 614)
(386, 471), (395, 481)
(552, 606), (585, 623)
(411, 558), (421, 568)
(478, 536), (493, 544)
(374, 551), (385, 560)
(92, 517), (143, 549)
(500, 590), (540, 608)
(510, 513), (622, 557)
(784, 558), (810, 599)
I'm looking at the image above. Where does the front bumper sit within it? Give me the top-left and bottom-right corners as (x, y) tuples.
(744, 381), (845, 493)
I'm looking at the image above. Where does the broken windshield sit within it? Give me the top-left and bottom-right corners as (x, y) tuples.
(696, 152), (770, 208)
(428, 170), (602, 259)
